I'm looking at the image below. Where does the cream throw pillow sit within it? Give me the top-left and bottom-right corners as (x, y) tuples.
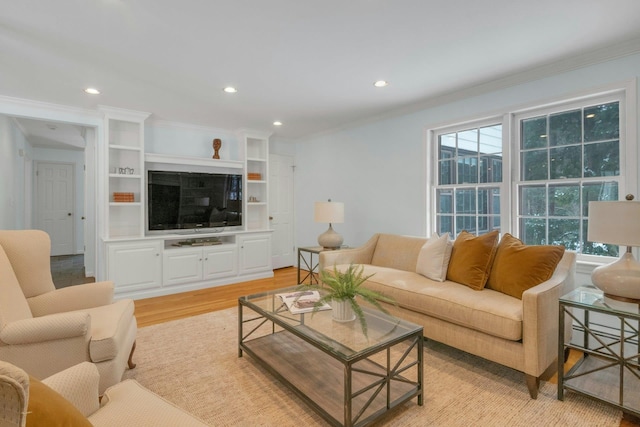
(416, 233), (453, 282)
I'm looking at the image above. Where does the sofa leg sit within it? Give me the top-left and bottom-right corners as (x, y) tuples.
(525, 374), (539, 399)
(128, 341), (137, 369)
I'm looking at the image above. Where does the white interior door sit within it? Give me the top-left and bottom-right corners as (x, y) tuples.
(269, 154), (294, 269)
(36, 162), (75, 256)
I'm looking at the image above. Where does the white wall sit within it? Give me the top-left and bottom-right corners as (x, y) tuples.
(0, 115), (31, 230)
(145, 121), (240, 161)
(294, 53), (640, 258)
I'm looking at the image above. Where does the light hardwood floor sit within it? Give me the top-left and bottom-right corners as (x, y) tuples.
(55, 262), (636, 426)
(134, 267), (298, 327)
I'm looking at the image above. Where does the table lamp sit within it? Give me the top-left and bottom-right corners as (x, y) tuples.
(314, 199), (344, 249)
(587, 195), (640, 301)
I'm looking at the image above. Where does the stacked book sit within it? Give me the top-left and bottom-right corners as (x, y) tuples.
(247, 173), (262, 180)
(113, 192), (134, 202)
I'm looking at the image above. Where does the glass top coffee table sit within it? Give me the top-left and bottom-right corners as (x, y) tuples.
(238, 286), (423, 427)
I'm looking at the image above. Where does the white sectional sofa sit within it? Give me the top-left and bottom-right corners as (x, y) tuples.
(319, 232), (576, 398)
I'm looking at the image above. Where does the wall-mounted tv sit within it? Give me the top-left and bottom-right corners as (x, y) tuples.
(147, 170), (242, 233)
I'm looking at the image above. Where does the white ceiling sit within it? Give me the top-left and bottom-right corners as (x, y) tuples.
(3, 0), (640, 142)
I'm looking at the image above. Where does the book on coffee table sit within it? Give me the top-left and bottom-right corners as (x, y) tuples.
(276, 290), (331, 314)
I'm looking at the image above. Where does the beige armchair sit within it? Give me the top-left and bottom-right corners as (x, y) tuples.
(0, 360), (208, 427)
(0, 230), (137, 394)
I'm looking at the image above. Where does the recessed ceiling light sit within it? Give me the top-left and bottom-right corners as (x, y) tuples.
(84, 87), (100, 95)
(223, 87), (238, 93)
(373, 80), (389, 88)
(273, 121), (283, 126)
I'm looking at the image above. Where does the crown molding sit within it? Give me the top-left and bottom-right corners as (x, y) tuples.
(0, 95), (102, 126)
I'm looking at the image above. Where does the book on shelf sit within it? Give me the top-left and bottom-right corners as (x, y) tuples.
(276, 290), (332, 314)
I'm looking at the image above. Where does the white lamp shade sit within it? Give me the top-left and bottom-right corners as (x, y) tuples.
(588, 201), (640, 247)
(314, 201), (344, 224)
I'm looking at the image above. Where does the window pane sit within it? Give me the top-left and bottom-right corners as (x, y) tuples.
(456, 215), (476, 234)
(438, 133), (456, 160)
(520, 185), (546, 216)
(521, 150), (548, 181)
(584, 102), (619, 142)
(581, 181), (618, 216)
(456, 189), (476, 214)
(550, 146), (581, 179)
(584, 140), (619, 177)
(479, 125), (502, 154)
(521, 117), (547, 149)
(478, 188), (500, 215)
(549, 219), (580, 250)
(439, 159), (455, 185)
(549, 185), (580, 217)
(457, 157), (478, 184)
(549, 110), (581, 147)
(437, 215), (454, 236)
(458, 129), (478, 154)
(479, 156), (502, 183)
(520, 218), (546, 244)
(437, 189), (453, 214)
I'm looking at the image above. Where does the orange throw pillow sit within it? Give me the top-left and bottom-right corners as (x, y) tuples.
(446, 230), (500, 290)
(26, 376), (92, 427)
(487, 233), (565, 299)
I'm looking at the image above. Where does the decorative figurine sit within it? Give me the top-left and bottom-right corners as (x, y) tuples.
(213, 138), (222, 159)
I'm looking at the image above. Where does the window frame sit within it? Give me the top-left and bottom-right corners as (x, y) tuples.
(427, 81), (637, 265)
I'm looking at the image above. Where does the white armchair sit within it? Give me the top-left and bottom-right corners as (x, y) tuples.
(0, 360), (209, 427)
(0, 230), (137, 394)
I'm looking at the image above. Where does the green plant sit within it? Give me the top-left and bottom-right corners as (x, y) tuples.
(298, 264), (395, 337)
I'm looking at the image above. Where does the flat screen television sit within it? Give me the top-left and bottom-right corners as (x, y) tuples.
(147, 170), (242, 233)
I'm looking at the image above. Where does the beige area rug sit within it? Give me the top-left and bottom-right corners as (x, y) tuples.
(124, 307), (621, 426)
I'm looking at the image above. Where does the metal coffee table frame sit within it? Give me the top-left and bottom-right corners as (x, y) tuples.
(238, 288), (423, 427)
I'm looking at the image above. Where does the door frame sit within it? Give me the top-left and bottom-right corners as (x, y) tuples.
(0, 95), (102, 276)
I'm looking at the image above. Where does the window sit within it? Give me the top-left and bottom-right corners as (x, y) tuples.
(435, 123), (503, 236)
(430, 88), (634, 261)
(517, 101), (620, 256)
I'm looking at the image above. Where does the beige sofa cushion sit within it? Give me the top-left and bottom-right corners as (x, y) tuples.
(370, 234), (426, 272)
(339, 264), (524, 341)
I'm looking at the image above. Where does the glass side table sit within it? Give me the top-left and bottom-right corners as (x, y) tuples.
(297, 246), (347, 285)
(558, 285), (640, 418)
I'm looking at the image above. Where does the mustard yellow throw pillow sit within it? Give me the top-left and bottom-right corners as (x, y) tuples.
(487, 233), (565, 299)
(27, 376), (92, 427)
(446, 230), (499, 290)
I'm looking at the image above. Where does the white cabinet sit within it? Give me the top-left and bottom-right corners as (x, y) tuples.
(239, 233), (272, 274)
(107, 240), (162, 293)
(163, 244), (238, 286)
(202, 245), (239, 279)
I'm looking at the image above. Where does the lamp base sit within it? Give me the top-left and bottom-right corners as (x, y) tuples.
(318, 224), (343, 250)
(592, 252), (640, 301)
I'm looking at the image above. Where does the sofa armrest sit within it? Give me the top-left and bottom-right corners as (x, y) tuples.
(28, 281), (115, 317)
(521, 251), (576, 376)
(42, 362), (100, 417)
(319, 234), (379, 271)
(0, 312), (90, 345)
